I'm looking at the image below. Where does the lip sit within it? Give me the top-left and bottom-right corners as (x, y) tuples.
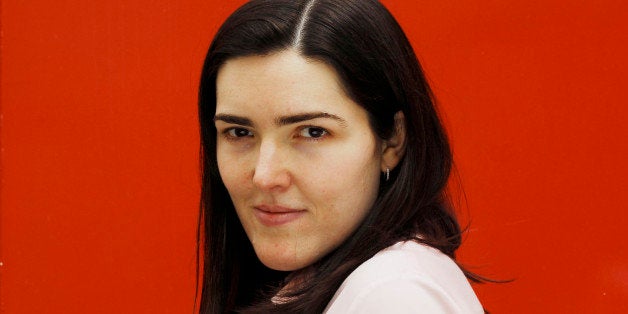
(254, 205), (306, 226)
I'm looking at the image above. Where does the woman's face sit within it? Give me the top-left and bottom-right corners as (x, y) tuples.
(215, 50), (384, 271)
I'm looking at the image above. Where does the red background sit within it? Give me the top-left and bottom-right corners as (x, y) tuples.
(1, 0), (626, 313)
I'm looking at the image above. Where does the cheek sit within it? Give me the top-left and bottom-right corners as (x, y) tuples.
(217, 146), (251, 197)
(314, 141), (381, 213)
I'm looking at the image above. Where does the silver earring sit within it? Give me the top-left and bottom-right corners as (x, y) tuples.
(386, 168), (390, 181)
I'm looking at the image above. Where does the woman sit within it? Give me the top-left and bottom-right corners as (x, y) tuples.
(197, 0), (484, 312)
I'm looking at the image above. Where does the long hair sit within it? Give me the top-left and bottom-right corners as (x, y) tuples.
(198, 0), (469, 312)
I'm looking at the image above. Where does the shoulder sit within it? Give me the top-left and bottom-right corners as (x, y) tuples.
(324, 241), (483, 314)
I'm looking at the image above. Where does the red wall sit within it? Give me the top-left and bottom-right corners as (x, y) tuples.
(1, 1), (626, 313)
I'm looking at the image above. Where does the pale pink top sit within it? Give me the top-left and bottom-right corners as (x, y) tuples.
(323, 241), (483, 313)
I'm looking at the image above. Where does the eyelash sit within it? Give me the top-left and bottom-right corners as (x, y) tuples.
(221, 126), (330, 142)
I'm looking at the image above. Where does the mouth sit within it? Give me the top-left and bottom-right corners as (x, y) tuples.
(253, 205), (307, 226)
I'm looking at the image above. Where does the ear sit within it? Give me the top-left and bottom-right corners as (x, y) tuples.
(381, 111), (406, 172)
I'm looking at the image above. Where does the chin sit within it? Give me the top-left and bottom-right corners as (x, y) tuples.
(255, 250), (313, 272)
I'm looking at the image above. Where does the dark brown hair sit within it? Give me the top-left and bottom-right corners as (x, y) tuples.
(198, 0), (474, 312)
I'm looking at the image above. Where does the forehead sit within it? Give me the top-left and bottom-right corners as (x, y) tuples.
(215, 50), (352, 116)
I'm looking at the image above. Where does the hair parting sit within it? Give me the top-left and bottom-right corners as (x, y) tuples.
(292, 0), (317, 49)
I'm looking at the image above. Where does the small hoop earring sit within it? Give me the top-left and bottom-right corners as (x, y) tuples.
(386, 168), (390, 181)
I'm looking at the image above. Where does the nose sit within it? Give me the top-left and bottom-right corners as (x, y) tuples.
(252, 139), (291, 191)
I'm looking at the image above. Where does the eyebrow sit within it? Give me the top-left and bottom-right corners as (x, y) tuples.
(213, 114), (252, 126)
(214, 111), (347, 127)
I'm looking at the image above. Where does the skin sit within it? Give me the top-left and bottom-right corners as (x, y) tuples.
(215, 50), (404, 271)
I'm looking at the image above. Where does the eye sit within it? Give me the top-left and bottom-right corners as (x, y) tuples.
(225, 128), (253, 138)
(299, 126), (328, 139)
